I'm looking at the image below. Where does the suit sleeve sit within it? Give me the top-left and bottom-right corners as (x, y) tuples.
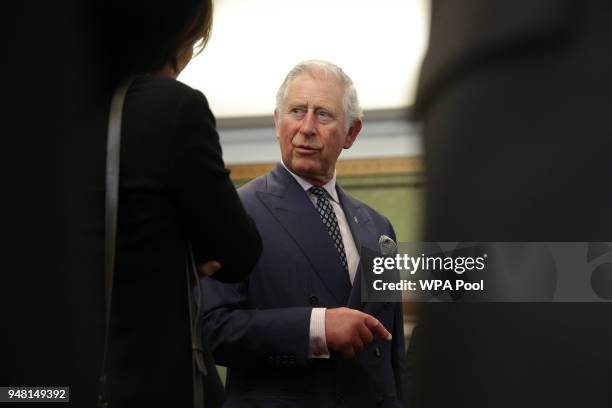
(200, 277), (312, 367)
(173, 89), (261, 283)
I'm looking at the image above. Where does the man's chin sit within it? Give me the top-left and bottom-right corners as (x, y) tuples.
(289, 159), (314, 173)
(287, 161), (321, 181)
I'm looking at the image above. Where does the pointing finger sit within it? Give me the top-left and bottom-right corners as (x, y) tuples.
(364, 315), (392, 341)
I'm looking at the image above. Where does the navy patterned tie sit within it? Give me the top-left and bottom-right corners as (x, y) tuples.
(310, 186), (348, 273)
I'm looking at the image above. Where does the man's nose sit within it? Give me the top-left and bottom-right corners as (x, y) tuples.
(299, 110), (317, 136)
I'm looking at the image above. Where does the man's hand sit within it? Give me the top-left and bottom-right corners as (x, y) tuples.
(325, 307), (392, 359)
(199, 261), (221, 278)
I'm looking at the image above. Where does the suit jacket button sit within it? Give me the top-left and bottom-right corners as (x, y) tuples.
(374, 346), (381, 357)
(309, 295), (319, 306)
(384, 302), (391, 310)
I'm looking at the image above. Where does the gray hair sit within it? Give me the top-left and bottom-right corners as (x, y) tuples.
(275, 60), (363, 127)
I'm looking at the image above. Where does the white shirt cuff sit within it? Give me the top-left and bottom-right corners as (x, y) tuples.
(308, 308), (330, 359)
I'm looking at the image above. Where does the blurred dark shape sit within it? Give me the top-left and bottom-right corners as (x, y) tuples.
(590, 263), (612, 300)
(587, 242), (612, 263)
(411, 0), (612, 406)
(3, 1), (108, 406)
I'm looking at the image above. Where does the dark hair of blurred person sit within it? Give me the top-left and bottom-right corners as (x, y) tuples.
(81, 0), (262, 406)
(98, 0), (213, 85)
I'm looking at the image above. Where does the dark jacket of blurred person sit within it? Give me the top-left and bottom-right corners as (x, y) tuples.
(84, 1), (262, 406)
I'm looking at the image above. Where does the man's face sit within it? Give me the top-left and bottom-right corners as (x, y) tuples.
(274, 72), (362, 186)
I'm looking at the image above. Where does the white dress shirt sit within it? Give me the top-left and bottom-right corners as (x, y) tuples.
(281, 161), (360, 359)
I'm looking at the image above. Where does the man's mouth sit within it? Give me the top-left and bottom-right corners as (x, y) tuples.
(294, 146), (319, 155)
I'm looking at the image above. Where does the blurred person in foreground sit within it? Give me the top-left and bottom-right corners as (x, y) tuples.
(412, 1), (612, 407)
(201, 60), (405, 407)
(86, 0), (262, 406)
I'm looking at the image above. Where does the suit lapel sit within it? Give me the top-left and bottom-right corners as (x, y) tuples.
(256, 164), (351, 305)
(336, 186), (381, 309)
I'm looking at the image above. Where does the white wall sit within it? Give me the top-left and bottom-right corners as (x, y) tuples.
(179, 0), (430, 119)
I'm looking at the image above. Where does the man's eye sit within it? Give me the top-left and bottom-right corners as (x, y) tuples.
(290, 108), (305, 114)
(317, 111), (333, 122)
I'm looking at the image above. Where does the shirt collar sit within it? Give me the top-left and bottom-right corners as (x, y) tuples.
(280, 160), (339, 203)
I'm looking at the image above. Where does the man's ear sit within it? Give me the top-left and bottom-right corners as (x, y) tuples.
(343, 118), (362, 149)
(273, 109), (280, 140)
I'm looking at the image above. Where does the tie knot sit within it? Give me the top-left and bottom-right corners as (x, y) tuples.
(310, 186), (327, 198)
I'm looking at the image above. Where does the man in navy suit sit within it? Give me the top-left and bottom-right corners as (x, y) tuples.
(201, 60), (405, 407)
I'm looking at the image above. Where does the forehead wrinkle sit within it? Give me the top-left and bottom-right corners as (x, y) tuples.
(286, 97), (336, 114)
